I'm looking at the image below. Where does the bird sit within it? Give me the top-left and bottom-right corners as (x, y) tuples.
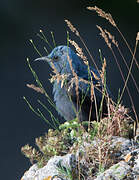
(35, 45), (108, 122)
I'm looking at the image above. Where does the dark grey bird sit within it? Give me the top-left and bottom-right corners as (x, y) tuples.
(35, 45), (108, 122)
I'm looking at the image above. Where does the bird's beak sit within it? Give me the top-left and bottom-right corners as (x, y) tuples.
(34, 56), (52, 63)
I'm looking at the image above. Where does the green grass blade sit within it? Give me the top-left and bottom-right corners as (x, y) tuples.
(38, 99), (60, 129)
(37, 30), (53, 49)
(23, 96), (41, 117)
(37, 108), (56, 129)
(30, 39), (42, 57)
(26, 58), (55, 107)
(51, 31), (56, 47)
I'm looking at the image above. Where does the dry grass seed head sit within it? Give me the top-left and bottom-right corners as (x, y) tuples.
(26, 84), (45, 94)
(65, 19), (80, 36)
(136, 32), (139, 41)
(91, 83), (94, 101)
(108, 104), (131, 136)
(91, 71), (100, 81)
(69, 39), (88, 65)
(50, 61), (58, 74)
(98, 102), (132, 137)
(85, 137), (115, 171)
(36, 136), (45, 151)
(105, 30), (118, 47)
(100, 57), (106, 85)
(21, 144), (42, 164)
(68, 77), (90, 93)
(50, 74), (70, 88)
(87, 6), (116, 27)
(67, 55), (79, 98)
(49, 61), (70, 88)
(96, 25), (111, 49)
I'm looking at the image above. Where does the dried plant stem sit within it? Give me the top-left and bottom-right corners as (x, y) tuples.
(117, 46), (139, 93)
(88, 100), (93, 131)
(97, 26), (138, 123)
(133, 105), (139, 137)
(119, 41), (139, 124)
(79, 35), (100, 75)
(88, 6), (139, 69)
(67, 55), (80, 122)
(65, 19), (109, 124)
(116, 27), (139, 69)
(111, 48), (138, 123)
(119, 41), (138, 102)
(77, 153), (81, 180)
(94, 88), (99, 123)
(65, 19), (100, 76)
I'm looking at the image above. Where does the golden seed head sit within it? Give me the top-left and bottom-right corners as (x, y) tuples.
(65, 19), (80, 36)
(87, 6), (116, 27)
(136, 32), (139, 41)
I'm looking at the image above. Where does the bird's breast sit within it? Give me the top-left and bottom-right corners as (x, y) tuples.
(53, 82), (76, 121)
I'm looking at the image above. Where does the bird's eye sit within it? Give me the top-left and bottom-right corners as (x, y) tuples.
(53, 55), (59, 61)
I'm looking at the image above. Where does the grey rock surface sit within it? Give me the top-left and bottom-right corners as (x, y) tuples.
(94, 161), (131, 180)
(21, 154), (76, 180)
(21, 136), (139, 180)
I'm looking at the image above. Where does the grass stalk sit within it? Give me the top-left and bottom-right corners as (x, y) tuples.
(51, 31), (56, 47)
(37, 30), (53, 49)
(30, 39), (42, 57)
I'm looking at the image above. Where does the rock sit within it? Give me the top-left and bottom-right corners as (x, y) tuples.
(94, 161), (131, 180)
(94, 150), (139, 180)
(21, 154), (76, 180)
(21, 136), (139, 180)
(126, 149), (139, 180)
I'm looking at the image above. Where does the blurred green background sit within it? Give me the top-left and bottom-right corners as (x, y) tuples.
(0, 0), (138, 179)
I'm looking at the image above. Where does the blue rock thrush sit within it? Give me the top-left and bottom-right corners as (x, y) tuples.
(35, 45), (108, 122)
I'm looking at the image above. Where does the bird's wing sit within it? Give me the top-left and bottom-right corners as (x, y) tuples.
(67, 66), (103, 103)
(66, 70), (105, 121)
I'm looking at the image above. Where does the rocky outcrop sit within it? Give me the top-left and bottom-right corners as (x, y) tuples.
(21, 137), (139, 180)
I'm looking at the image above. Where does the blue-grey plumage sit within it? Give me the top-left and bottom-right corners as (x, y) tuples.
(35, 45), (108, 121)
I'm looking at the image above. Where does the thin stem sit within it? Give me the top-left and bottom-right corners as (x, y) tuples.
(23, 96), (41, 117)
(30, 39), (42, 57)
(51, 31), (56, 47)
(26, 58), (55, 108)
(44, 46), (49, 55)
(99, 71), (107, 120)
(37, 30), (53, 49)
(117, 46), (139, 93)
(67, 31), (70, 47)
(79, 36), (100, 74)
(110, 48), (138, 122)
(37, 108), (56, 129)
(116, 26), (139, 69)
(88, 100), (92, 131)
(120, 41), (138, 102)
(38, 99), (60, 128)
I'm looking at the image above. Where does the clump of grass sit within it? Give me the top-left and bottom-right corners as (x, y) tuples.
(22, 6), (138, 180)
(21, 144), (45, 168)
(21, 122), (85, 168)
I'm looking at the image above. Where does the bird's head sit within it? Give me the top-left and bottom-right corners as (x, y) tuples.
(35, 45), (80, 74)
